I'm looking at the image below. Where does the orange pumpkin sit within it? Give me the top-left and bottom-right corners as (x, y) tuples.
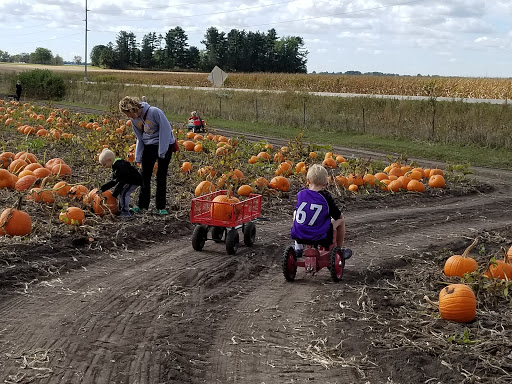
(195, 181), (215, 197)
(210, 194), (241, 221)
(15, 175), (39, 191)
(68, 185), (90, 200)
(322, 157), (337, 169)
(0, 208), (32, 237)
(32, 167), (51, 178)
(59, 207), (86, 225)
(269, 176), (290, 192)
(237, 184), (253, 197)
(181, 162), (193, 173)
(53, 181), (71, 196)
(406, 179), (425, 192)
(438, 284), (476, 323)
(27, 188), (55, 204)
(8, 158), (28, 175)
(51, 162), (72, 177)
(92, 190), (119, 216)
(253, 177), (270, 189)
(444, 238), (479, 278)
(428, 174), (445, 188)
(0, 169), (15, 189)
(484, 257), (512, 280)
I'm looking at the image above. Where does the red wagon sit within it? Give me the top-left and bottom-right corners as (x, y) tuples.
(190, 190), (262, 254)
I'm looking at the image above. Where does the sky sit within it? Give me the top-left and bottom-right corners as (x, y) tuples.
(0, 0), (511, 78)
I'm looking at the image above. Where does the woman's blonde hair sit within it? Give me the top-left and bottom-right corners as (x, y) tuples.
(119, 96), (141, 113)
(306, 164), (328, 186)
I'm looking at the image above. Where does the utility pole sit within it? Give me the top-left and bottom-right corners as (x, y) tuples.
(84, 0), (90, 81)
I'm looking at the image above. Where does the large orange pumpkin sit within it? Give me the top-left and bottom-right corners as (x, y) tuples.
(53, 181), (71, 196)
(444, 238), (479, 278)
(438, 284), (476, 323)
(237, 184), (253, 197)
(484, 257), (512, 280)
(428, 174), (445, 188)
(92, 190), (119, 216)
(0, 208), (32, 237)
(68, 185), (89, 200)
(210, 194), (241, 221)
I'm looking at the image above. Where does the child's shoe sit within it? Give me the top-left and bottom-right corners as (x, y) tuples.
(157, 209), (168, 216)
(119, 211), (133, 219)
(342, 248), (353, 260)
(130, 206), (140, 213)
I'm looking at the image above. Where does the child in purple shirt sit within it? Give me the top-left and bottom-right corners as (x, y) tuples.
(291, 164), (346, 254)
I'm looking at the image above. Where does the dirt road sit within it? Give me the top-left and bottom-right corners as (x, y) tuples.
(1, 113), (512, 383)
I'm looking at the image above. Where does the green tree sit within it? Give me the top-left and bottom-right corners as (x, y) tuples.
(140, 32), (159, 68)
(0, 50), (10, 62)
(201, 27), (227, 71)
(30, 47), (53, 65)
(54, 54), (64, 66)
(274, 36), (308, 73)
(99, 43), (117, 68)
(73, 55), (82, 64)
(90, 45), (107, 67)
(115, 31), (138, 68)
(164, 27), (189, 69)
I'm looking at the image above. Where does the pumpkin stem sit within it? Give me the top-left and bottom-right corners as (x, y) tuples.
(462, 237), (479, 258)
(423, 295), (439, 308)
(14, 194), (23, 210)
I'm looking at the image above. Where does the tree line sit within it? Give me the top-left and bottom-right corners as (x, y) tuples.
(91, 26), (308, 73)
(0, 47), (65, 65)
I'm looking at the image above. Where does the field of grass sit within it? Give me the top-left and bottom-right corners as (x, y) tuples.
(2, 64), (512, 169)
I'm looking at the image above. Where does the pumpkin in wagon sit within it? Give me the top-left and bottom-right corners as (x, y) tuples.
(210, 193), (241, 221)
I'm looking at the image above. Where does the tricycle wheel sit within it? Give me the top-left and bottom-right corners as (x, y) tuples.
(225, 229), (239, 255)
(192, 225), (208, 251)
(282, 246), (297, 282)
(211, 226), (225, 243)
(243, 221), (256, 247)
(330, 246), (345, 282)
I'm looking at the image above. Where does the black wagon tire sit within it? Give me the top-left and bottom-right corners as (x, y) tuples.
(282, 246), (297, 282)
(192, 225), (208, 251)
(211, 226), (225, 243)
(329, 246), (345, 282)
(225, 229), (239, 255)
(243, 221), (257, 247)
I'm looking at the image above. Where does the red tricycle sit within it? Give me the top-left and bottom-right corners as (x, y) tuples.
(190, 190), (262, 255)
(282, 239), (352, 282)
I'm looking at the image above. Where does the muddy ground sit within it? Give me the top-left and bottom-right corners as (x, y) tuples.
(1, 107), (512, 383)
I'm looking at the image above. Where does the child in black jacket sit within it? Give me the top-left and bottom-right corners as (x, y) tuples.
(99, 148), (143, 216)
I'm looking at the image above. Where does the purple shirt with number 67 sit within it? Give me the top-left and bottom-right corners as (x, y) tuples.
(291, 189), (333, 242)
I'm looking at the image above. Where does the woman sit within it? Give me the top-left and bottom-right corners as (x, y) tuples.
(119, 96), (176, 215)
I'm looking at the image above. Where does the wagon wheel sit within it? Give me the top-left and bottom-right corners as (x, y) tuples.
(225, 229), (239, 255)
(282, 246), (297, 282)
(243, 221), (256, 247)
(192, 225), (208, 251)
(329, 246), (344, 282)
(211, 226), (225, 243)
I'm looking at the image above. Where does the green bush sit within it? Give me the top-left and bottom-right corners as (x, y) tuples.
(18, 69), (66, 100)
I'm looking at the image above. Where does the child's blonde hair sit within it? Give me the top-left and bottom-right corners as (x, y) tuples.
(119, 96), (141, 114)
(191, 111), (198, 117)
(99, 148), (115, 166)
(307, 164), (328, 186)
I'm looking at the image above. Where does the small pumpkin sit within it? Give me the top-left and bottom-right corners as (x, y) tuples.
(59, 207), (86, 225)
(237, 184), (253, 197)
(484, 251), (512, 280)
(195, 180), (215, 197)
(0, 207), (32, 237)
(68, 185), (90, 200)
(53, 181), (71, 196)
(428, 174), (445, 188)
(438, 284), (476, 323)
(210, 193), (241, 221)
(269, 176), (290, 192)
(15, 175), (39, 191)
(444, 237), (479, 277)
(253, 177), (269, 189)
(0, 169), (15, 189)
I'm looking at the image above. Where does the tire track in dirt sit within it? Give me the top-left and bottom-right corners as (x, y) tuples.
(0, 238), (269, 384)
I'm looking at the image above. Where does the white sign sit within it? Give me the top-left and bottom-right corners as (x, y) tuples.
(207, 66), (228, 87)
